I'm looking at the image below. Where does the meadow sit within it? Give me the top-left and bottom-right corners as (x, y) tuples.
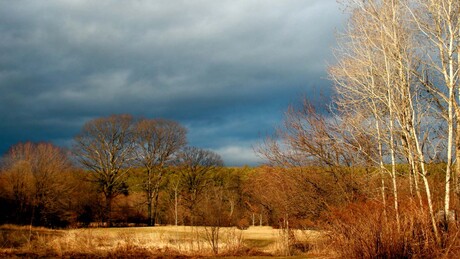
(0, 225), (325, 258)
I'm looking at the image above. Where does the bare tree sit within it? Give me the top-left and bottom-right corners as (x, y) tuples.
(167, 172), (182, 226)
(330, 0), (415, 232)
(175, 146), (223, 225)
(256, 100), (370, 205)
(257, 101), (359, 168)
(329, 0), (454, 239)
(1, 142), (72, 226)
(73, 114), (135, 226)
(407, 0), (460, 227)
(133, 118), (187, 226)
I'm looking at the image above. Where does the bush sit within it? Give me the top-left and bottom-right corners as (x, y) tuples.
(236, 218), (250, 230)
(323, 200), (460, 258)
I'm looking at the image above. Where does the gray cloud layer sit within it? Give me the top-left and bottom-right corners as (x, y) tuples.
(0, 0), (345, 166)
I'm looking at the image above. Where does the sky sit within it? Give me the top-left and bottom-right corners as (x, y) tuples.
(0, 0), (346, 166)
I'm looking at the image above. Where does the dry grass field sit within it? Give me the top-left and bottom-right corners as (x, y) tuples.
(0, 225), (327, 258)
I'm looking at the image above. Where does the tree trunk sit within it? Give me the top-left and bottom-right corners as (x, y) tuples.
(388, 86), (401, 231)
(455, 120), (460, 199)
(147, 196), (153, 226)
(444, 85), (454, 229)
(412, 127), (440, 242)
(174, 187), (178, 226)
(152, 190), (160, 226)
(105, 195), (113, 227)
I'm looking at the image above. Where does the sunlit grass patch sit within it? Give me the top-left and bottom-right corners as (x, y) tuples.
(0, 224), (324, 257)
(243, 238), (275, 248)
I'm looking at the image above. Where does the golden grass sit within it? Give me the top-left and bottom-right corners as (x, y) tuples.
(0, 225), (324, 257)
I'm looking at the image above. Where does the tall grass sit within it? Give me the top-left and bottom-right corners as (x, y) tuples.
(0, 225), (301, 257)
(324, 200), (460, 258)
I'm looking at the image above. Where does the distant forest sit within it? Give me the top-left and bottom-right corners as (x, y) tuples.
(0, 114), (356, 231)
(0, 115), (341, 229)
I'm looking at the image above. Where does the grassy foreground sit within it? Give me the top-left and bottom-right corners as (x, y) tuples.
(0, 225), (326, 258)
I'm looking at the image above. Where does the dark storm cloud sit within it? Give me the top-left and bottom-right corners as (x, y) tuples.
(0, 0), (345, 166)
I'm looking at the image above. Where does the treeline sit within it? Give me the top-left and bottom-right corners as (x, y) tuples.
(0, 115), (225, 227)
(0, 114), (352, 229)
(0, 147), (354, 229)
